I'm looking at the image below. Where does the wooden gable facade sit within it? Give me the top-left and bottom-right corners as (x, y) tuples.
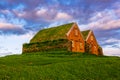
(82, 30), (103, 55)
(66, 23), (85, 52)
(85, 31), (99, 55)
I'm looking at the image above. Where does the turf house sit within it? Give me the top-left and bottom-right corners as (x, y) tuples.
(23, 22), (103, 55)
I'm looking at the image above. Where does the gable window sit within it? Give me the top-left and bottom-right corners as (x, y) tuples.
(91, 36), (93, 41)
(75, 29), (78, 36)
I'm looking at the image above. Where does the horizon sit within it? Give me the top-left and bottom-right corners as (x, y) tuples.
(0, 0), (120, 57)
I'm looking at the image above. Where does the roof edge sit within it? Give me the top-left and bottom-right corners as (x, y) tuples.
(86, 30), (92, 41)
(66, 23), (76, 36)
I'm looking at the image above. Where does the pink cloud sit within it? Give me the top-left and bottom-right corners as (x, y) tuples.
(81, 9), (120, 30)
(0, 22), (22, 30)
(36, 8), (47, 17)
(13, 10), (33, 19)
(0, 22), (26, 35)
(88, 19), (120, 30)
(103, 47), (120, 56)
(115, 9), (120, 18)
(0, 10), (11, 14)
(13, 6), (73, 22)
(54, 12), (73, 20)
(105, 38), (120, 43)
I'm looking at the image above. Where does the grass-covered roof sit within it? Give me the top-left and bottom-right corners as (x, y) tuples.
(30, 23), (74, 43)
(81, 30), (91, 40)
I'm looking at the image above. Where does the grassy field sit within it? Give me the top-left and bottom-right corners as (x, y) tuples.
(0, 51), (120, 80)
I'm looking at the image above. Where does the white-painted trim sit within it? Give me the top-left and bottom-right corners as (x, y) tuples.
(77, 25), (85, 42)
(66, 23), (85, 44)
(86, 30), (99, 46)
(66, 23), (75, 36)
(86, 30), (92, 41)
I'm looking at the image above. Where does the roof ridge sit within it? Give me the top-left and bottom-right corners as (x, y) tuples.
(41, 22), (75, 30)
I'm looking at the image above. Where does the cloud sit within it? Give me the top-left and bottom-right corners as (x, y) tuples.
(0, 10), (11, 14)
(14, 11), (26, 18)
(35, 8), (56, 22)
(80, 8), (120, 30)
(13, 10), (36, 21)
(103, 47), (120, 56)
(100, 38), (120, 48)
(1, 0), (117, 25)
(55, 12), (73, 20)
(115, 9), (120, 18)
(0, 22), (26, 35)
(0, 22), (21, 29)
(114, 1), (120, 18)
(0, 0), (118, 26)
(0, 31), (34, 57)
(88, 19), (120, 30)
(36, 8), (47, 17)
(103, 39), (120, 56)
(105, 38), (120, 43)
(0, 10), (28, 35)
(14, 7), (73, 23)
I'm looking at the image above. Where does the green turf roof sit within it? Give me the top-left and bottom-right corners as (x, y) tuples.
(81, 30), (91, 40)
(30, 23), (74, 43)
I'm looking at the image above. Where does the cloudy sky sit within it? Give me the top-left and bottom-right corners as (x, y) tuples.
(0, 0), (120, 57)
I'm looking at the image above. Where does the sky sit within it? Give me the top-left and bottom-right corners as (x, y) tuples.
(0, 0), (120, 57)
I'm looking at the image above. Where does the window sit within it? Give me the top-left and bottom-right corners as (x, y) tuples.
(91, 36), (93, 40)
(75, 29), (78, 36)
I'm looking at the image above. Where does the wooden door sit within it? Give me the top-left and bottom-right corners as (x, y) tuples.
(72, 40), (84, 52)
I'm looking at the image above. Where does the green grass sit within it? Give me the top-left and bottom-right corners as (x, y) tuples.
(0, 51), (120, 80)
